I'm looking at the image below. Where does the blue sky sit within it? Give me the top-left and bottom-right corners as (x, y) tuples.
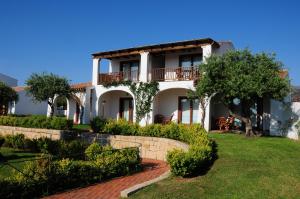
(0, 0), (299, 85)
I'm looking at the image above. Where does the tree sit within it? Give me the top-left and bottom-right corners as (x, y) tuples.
(0, 81), (18, 115)
(25, 73), (72, 117)
(196, 49), (290, 136)
(188, 89), (210, 128)
(129, 81), (159, 124)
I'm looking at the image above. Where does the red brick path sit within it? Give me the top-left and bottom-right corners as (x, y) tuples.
(44, 159), (169, 199)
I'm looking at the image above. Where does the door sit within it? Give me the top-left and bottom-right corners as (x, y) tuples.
(119, 98), (133, 122)
(178, 97), (200, 124)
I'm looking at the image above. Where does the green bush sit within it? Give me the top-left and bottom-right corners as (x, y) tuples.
(0, 136), (4, 148)
(4, 134), (26, 149)
(103, 119), (140, 135)
(0, 115), (73, 130)
(0, 147), (141, 198)
(90, 117), (107, 133)
(101, 120), (215, 177)
(58, 140), (88, 159)
(85, 142), (113, 160)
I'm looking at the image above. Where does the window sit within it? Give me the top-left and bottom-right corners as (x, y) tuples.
(178, 97), (200, 124)
(179, 54), (202, 67)
(120, 60), (139, 81)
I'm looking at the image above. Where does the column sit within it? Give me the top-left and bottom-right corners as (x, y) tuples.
(201, 45), (212, 63)
(139, 51), (150, 82)
(92, 58), (100, 86)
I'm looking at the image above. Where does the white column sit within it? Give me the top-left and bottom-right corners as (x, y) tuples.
(201, 45), (212, 63)
(139, 52), (150, 82)
(92, 58), (100, 86)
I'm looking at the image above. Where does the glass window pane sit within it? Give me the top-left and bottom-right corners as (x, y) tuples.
(193, 55), (202, 66)
(181, 98), (190, 124)
(123, 100), (130, 121)
(192, 99), (199, 123)
(180, 56), (192, 67)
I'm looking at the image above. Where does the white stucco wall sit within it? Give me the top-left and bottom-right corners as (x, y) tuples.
(9, 90), (48, 115)
(269, 96), (298, 139)
(0, 73), (17, 87)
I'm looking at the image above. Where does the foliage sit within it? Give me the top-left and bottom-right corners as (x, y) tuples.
(102, 120), (215, 177)
(90, 116), (107, 133)
(25, 72), (72, 116)
(84, 142), (113, 161)
(104, 119), (140, 135)
(0, 115), (73, 130)
(3, 134), (26, 149)
(196, 49), (290, 136)
(129, 81), (159, 123)
(0, 136), (5, 148)
(102, 80), (159, 124)
(295, 120), (300, 136)
(0, 81), (18, 115)
(0, 147), (140, 198)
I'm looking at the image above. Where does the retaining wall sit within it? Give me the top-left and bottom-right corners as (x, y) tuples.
(0, 125), (64, 140)
(98, 134), (189, 161)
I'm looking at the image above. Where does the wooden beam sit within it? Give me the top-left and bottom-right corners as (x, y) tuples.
(93, 43), (210, 59)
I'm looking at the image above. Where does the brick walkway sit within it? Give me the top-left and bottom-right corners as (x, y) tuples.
(44, 159), (169, 199)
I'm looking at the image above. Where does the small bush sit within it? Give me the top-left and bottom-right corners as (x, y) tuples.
(0, 115), (73, 130)
(103, 119), (139, 135)
(1, 147), (141, 198)
(4, 134), (26, 149)
(101, 120), (215, 177)
(90, 117), (106, 133)
(0, 136), (4, 148)
(85, 142), (113, 160)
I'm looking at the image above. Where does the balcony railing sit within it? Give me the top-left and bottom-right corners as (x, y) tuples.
(152, 67), (200, 81)
(98, 70), (139, 84)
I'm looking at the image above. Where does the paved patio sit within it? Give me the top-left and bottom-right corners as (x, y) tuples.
(44, 159), (169, 199)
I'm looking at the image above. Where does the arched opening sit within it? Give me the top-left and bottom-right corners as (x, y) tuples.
(153, 88), (200, 124)
(54, 96), (68, 117)
(53, 95), (83, 124)
(98, 90), (134, 122)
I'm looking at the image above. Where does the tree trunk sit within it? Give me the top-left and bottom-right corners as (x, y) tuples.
(229, 109), (254, 137)
(48, 101), (54, 117)
(200, 99), (206, 128)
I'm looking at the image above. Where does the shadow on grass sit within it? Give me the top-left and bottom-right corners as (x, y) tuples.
(2, 154), (36, 161)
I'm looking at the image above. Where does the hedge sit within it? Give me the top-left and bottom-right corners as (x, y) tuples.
(100, 119), (216, 177)
(0, 143), (140, 198)
(0, 115), (73, 130)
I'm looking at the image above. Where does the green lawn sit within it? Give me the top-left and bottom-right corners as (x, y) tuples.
(72, 124), (91, 132)
(0, 147), (39, 179)
(130, 133), (300, 199)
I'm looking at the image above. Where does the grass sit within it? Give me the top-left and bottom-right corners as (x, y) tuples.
(0, 147), (39, 179)
(130, 133), (300, 199)
(72, 124), (91, 132)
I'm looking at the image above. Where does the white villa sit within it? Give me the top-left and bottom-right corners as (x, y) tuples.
(45, 37), (297, 139)
(5, 38), (297, 139)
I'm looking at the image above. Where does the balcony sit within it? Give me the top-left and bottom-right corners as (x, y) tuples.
(152, 67), (200, 81)
(98, 70), (139, 84)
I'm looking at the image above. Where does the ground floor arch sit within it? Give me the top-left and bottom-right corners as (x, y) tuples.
(153, 88), (201, 125)
(52, 94), (83, 124)
(98, 90), (135, 122)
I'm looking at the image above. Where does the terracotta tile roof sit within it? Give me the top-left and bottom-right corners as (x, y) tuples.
(12, 86), (27, 92)
(279, 70), (288, 79)
(92, 38), (220, 59)
(71, 82), (92, 91)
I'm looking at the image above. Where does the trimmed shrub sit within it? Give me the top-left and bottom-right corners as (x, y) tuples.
(4, 134), (26, 149)
(0, 136), (4, 148)
(1, 147), (141, 198)
(103, 119), (139, 135)
(101, 120), (215, 177)
(85, 142), (114, 160)
(0, 115), (73, 130)
(90, 117), (107, 133)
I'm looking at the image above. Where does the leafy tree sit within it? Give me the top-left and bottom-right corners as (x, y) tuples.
(0, 81), (18, 115)
(129, 81), (159, 124)
(196, 49), (290, 136)
(25, 73), (72, 117)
